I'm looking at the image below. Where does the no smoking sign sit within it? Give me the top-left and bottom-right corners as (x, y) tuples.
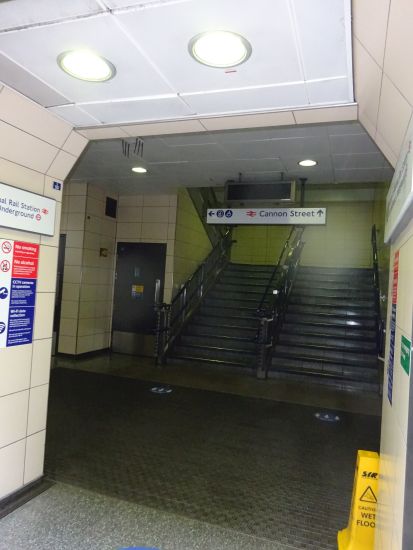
(1, 241), (12, 254)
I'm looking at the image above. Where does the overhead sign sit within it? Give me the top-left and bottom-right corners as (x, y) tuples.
(0, 239), (39, 348)
(0, 182), (56, 236)
(207, 207), (326, 225)
(385, 116), (413, 243)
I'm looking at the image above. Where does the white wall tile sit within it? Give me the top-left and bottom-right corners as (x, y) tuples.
(377, 75), (413, 158)
(27, 384), (49, 436)
(0, 439), (25, 499)
(141, 223), (168, 240)
(352, 0), (390, 66)
(37, 245), (58, 293)
(62, 131), (88, 157)
(43, 176), (64, 203)
(353, 38), (382, 134)
(24, 430), (46, 485)
(0, 120), (58, 173)
(0, 345), (32, 397)
(0, 86), (71, 147)
(47, 150), (78, 180)
(57, 335), (76, 354)
(33, 293), (55, 340)
(0, 157), (44, 196)
(0, 390), (29, 448)
(31, 339), (52, 388)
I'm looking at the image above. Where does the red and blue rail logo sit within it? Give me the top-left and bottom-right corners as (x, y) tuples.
(246, 210), (257, 217)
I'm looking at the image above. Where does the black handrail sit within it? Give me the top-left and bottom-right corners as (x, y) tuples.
(255, 227), (305, 378)
(371, 225), (385, 357)
(155, 230), (234, 364)
(257, 226), (305, 314)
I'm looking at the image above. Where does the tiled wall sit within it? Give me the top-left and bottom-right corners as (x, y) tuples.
(173, 189), (212, 289)
(353, 0), (413, 167)
(231, 200), (376, 268)
(376, 219), (413, 550)
(59, 183), (117, 354)
(0, 85), (87, 500)
(116, 194), (177, 303)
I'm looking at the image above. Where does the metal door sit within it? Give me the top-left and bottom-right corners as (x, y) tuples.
(112, 242), (166, 355)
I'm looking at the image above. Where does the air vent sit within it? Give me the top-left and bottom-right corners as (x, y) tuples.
(105, 197), (117, 219)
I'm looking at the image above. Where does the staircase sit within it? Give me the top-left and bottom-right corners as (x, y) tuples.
(168, 263), (273, 372)
(269, 266), (380, 391)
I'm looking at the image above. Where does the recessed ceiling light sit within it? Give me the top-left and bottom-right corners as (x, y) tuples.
(57, 50), (115, 82)
(189, 31), (252, 68)
(132, 167), (147, 174)
(298, 159), (318, 167)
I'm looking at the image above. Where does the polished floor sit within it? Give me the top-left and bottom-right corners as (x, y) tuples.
(38, 365), (381, 550)
(54, 352), (382, 415)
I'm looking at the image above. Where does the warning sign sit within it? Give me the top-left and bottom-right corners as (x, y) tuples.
(338, 450), (379, 549)
(359, 486), (377, 504)
(0, 239), (39, 348)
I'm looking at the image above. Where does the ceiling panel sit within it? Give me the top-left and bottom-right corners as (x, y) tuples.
(49, 105), (102, 126)
(116, 0), (303, 93)
(0, 0), (103, 31)
(0, 53), (71, 107)
(329, 132), (378, 154)
(72, 121), (393, 191)
(0, 15), (174, 103)
(293, 0), (350, 80)
(307, 78), (350, 105)
(182, 84), (308, 116)
(80, 97), (194, 124)
(335, 168), (387, 182)
(333, 153), (385, 169)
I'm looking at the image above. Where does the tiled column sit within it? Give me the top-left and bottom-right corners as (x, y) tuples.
(0, 85), (88, 500)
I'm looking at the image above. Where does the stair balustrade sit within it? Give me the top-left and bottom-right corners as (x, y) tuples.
(255, 228), (305, 379)
(155, 230), (234, 365)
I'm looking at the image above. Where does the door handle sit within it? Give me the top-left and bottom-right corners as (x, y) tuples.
(154, 279), (161, 305)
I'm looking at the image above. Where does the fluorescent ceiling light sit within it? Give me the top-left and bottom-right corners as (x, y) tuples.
(58, 50), (115, 82)
(132, 166), (147, 174)
(189, 31), (252, 68)
(298, 159), (318, 167)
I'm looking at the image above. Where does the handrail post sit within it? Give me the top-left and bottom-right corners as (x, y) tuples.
(256, 315), (270, 379)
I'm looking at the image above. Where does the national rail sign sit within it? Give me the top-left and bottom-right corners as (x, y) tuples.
(207, 207), (326, 225)
(0, 182), (56, 236)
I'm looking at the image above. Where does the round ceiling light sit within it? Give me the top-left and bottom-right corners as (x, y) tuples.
(189, 30), (252, 68)
(57, 50), (116, 82)
(298, 159), (318, 167)
(132, 166), (147, 174)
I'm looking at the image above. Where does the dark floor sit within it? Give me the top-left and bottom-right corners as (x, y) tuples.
(44, 368), (380, 550)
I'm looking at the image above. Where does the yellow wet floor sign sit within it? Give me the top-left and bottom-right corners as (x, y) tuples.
(338, 450), (379, 550)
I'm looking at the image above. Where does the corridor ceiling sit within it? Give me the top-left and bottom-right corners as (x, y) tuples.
(72, 121), (394, 194)
(0, 0), (354, 127)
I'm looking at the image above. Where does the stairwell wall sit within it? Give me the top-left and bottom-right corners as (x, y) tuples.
(173, 188), (212, 292)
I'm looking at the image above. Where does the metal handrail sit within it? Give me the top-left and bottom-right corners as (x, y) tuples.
(255, 228), (305, 378)
(155, 230), (234, 364)
(257, 226), (305, 314)
(371, 225), (385, 357)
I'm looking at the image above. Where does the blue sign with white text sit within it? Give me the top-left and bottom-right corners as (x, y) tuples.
(6, 307), (35, 347)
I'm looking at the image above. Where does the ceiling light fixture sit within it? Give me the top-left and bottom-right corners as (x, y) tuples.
(298, 159), (318, 167)
(189, 30), (252, 68)
(57, 49), (116, 82)
(132, 167), (147, 174)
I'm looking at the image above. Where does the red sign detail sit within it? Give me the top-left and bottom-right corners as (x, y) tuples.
(42, 208), (48, 215)
(0, 259), (10, 272)
(246, 210), (257, 217)
(12, 242), (39, 279)
(35, 214), (41, 221)
(1, 241), (12, 254)
(392, 250), (399, 305)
